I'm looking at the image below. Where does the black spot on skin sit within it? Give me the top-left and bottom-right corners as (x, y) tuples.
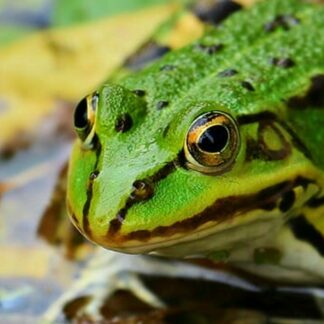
(108, 161), (176, 236)
(289, 215), (324, 256)
(241, 81), (255, 91)
(270, 57), (295, 69)
(196, 43), (224, 55)
(156, 101), (169, 110)
(162, 124), (170, 138)
(160, 64), (176, 71)
(124, 41), (171, 71)
(264, 14), (300, 33)
(115, 113), (133, 133)
(192, 0), (242, 25)
(279, 190), (295, 212)
(130, 180), (154, 202)
(89, 170), (99, 181)
(133, 89), (146, 97)
(218, 68), (238, 77)
(287, 75), (324, 109)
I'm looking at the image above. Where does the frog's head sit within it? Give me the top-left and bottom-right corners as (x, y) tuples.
(67, 82), (318, 258)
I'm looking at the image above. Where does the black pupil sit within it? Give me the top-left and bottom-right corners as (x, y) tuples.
(74, 97), (88, 129)
(198, 125), (229, 153)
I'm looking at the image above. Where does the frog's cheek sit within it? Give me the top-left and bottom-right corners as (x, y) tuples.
(66, 141), (99, 239)
(80, 142), (321, 256)
(85, 164), (238, 253)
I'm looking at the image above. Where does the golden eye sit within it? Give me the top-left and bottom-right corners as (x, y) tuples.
(184, 111), (240, 174)
(74, 92), (98, 143)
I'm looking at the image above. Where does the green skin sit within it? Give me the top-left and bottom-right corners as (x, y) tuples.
(68, 0), (324, 280)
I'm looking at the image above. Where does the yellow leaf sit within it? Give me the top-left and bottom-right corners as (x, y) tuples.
(0, 246), (51, 278)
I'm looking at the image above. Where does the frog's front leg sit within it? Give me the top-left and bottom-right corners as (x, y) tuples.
(43, 249), (163, 322)
(43, 248), (259, 322)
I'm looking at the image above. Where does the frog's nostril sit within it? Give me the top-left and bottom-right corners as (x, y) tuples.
(130, 180), (154, 202)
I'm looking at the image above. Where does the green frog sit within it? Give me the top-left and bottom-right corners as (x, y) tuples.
(46, 0), (324, 320)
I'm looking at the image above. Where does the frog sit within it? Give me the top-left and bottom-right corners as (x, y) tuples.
(45, 0), (324, 321)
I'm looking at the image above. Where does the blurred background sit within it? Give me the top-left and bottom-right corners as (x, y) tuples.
(0, 1), (189, 321)
(2, 1), (323, 323)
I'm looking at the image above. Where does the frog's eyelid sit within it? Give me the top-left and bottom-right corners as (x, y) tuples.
(90, 91), (99, 111)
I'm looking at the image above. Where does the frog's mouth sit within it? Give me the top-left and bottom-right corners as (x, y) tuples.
(95, 176), (318, 255)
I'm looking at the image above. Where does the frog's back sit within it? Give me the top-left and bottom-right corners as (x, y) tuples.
(286, 75), (324, 169)
(118, 0), (324, 164)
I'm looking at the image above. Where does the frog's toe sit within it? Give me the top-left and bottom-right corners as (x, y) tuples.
(42, 250), (165, 322)
(72, 272), (165, 322)
(117, 270), (165, 308)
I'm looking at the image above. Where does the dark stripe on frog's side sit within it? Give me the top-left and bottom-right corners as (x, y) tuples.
(287, 75), (324, 110)
(115, 177), (315, 242)
(191, 0), (242, 26)
(288, 215), (324, 256)
(237, 111), (277, 125)
(124, 41), (171, 71)
(108, 161), (176, 236)
(82, 135), (102, 239)
(238, 111), (312, 162)
(307, 196), (324, 208)
(279, 190), (295, 213)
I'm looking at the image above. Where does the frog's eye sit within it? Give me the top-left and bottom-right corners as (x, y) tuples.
(74, 92), (99, 143)
(184, 111), (240, 174)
